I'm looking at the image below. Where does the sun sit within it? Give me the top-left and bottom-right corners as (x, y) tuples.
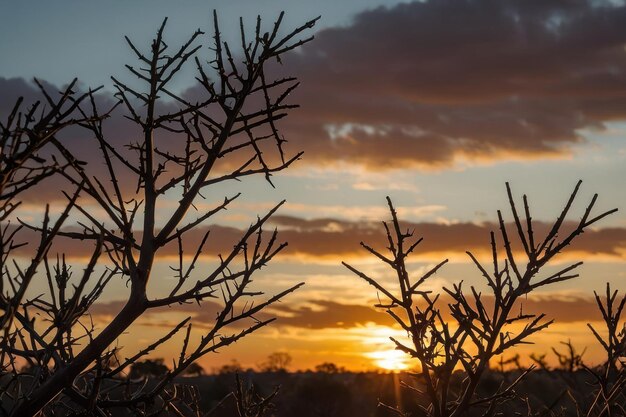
(367, 349), (410, 371)
(360, 325), (413, 371)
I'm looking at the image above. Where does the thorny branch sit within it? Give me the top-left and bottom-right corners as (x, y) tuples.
(344, 182), (617, 417)
(1, 11), (318, 417)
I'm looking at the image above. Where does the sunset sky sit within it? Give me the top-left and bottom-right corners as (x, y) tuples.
(1, 0), (626, 372)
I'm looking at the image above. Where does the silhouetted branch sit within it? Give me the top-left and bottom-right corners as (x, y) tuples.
(1, 11), (316, 417)
(345, 182), (617, 417)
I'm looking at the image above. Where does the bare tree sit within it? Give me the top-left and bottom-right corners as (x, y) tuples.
(520, 286), (625, 416)
(0, 80), (101, 334)
(552, 340), (586, 373)
(259, 352), (292, 372)
(0, 11), (318, 416)
(584, 284), (626, 416)
(344, 181), (617, 417)
(233, 373), (279, 417)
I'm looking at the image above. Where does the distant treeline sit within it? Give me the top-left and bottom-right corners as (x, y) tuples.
(167, 368), (617, 417)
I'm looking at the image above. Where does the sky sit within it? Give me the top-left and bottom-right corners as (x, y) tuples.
(1, 0), (626, 372)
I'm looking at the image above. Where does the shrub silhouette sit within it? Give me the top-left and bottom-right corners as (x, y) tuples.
(582, 284), (626, 416)
(129, 358), (169, 379)
(315, 362), (346, 374)
(182, 362), (206, 377)
(345, 182), (617, 416)
(259, 352), (293, 373)
(0, 11), (317, 417)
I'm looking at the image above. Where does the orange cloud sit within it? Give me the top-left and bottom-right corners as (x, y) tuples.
(89, 291), (605, 333)
(8, 216), (626, 262)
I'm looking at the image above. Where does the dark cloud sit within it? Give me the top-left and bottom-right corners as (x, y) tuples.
(266, 216), (626, 259)
(90, 293), (607, 333)
(88, 299), (279, 335)
(272, 295), (606, 327)
(0, 77), (273, 203)
(270, 300), (395, 329)
(253, 0), (626, 169)
(0, 77), (141, 202)
(5, 0), (626, 179)
(88, 298), (392, 330)
(9, 215), (626, 260)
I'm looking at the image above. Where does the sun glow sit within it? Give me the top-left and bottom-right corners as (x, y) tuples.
(361, 325), (413, 371)
(367, 349), (410, 371)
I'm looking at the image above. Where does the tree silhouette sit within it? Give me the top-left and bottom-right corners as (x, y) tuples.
(584, 284), (626, 415)
(551, 340), (586, 373)
(259, 352), (292, 372)
(345, 182), (617, 417)
(129, 358), (170, 379)
(183, 362), (206, 377)
(217, 359), (245, 375)
(314, 362), (346, 374)
(0, 11), (318, 417)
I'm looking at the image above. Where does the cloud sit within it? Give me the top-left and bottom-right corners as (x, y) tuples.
(87, 298), (394, 331)
(0, 77), (141, 202)
(9, 215), (626, 261)
(5, 0), (626, 188)
(269, 300), (395, 329)
(265, 216), (626, 260)
(89, 292), (607, 334)
(286, 292), (611, 327)
(0, 76), (282, 203)
(247, 0), (626, 169)
(89, 299), (275, 330)
(282, 202), (446, 221)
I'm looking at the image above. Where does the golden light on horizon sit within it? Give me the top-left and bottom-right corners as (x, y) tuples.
(367, 349), (410, 371)
(361, 325), (413, 371)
